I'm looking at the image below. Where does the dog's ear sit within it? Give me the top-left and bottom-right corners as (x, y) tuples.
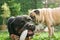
(34, 10), (40, 15)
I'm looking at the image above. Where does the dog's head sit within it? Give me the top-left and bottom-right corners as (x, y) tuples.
(29, 9), (41, 25)
(23, 22), (35, 37)
(10, 15), (35, 40)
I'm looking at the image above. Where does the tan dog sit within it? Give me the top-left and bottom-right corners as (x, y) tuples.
(29, 7), (60, 37)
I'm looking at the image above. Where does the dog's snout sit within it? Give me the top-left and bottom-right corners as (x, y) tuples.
(31, 25), (35, 31)
(28, 24), (35, 31)
(29, 24), (33, 27)
(24, 22), (35, 31)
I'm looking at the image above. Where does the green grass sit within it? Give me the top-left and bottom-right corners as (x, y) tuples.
(0, 31), (11, 40)
(0, 31), (60, 40)
(32, 32), (60, 40)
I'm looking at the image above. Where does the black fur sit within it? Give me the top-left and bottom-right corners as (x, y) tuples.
(7, 15), (35, 37)
(7, 17), (15, 35)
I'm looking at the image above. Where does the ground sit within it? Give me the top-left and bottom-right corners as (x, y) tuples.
(0, 31), (60, 40)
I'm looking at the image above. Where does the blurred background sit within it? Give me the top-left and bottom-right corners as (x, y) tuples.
(0, 0), (60, 30)
(0, 0), (60, 40)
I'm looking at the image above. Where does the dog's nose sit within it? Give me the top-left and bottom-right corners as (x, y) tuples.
(29, 24), (33, 27)
(28, 24), (35, 31)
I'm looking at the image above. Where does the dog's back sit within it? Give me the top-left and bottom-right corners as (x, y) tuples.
(7, 16), (15, 35)
(42, 8), (60, 25)
(52, 8), (60, 25)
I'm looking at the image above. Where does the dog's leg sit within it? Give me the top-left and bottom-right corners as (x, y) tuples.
(48, 25), (52, 38)
(10, 34), (19, 40)
(14, 35), (19, 40)
(25, 37), (30, 40)
(45, 16), (54, 38)
(10, 34), (15, 40)
(46, 21), (53, 38)
(52, 26), (55, 37)
(12, 34), (19, 40)
(48, 25), (55, 40)
(52, 27), (54, 35)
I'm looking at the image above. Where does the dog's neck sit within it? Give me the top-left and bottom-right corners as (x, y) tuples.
(39, 11), (45, 24)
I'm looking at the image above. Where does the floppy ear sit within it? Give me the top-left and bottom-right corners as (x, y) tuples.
(34, 10), (40, 15)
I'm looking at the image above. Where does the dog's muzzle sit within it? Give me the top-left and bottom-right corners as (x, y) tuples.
(23, 22), (35, 37)
(20, 22), (35, 40)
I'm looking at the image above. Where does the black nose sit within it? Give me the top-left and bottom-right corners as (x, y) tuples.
(28, 24), (35, 31)
(24, 23), (35, 31)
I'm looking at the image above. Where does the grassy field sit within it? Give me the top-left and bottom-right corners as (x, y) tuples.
(0, 31), (60, 40)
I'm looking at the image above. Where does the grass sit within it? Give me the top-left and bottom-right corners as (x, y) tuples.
(0, 31), (11, 40)
(32, 32), (60, 40)
(0, 31), (60, 40)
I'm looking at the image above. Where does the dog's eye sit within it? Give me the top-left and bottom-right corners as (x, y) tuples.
(27, 19), (32, 22)
(20, 21), (25, 25)
(21, 21), (24, 22)
(30, 16), (35, 19)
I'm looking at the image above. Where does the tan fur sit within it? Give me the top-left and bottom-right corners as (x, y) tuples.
(29, 7), (60, 37)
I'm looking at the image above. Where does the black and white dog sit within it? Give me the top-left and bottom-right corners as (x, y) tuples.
(7, 15), (35, 40)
